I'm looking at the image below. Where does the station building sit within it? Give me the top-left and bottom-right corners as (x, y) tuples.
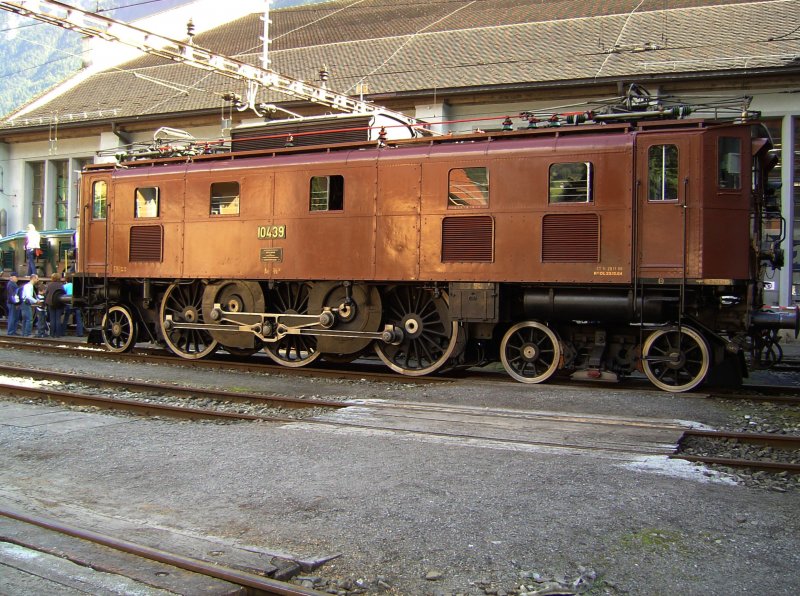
(0, 0), (798, 304)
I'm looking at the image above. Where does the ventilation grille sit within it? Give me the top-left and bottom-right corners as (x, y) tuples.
(231, 116), (373, 152)
(542, 214), (599, 262)
(129, 225), (163, 262)
(442, 216), (494, 262)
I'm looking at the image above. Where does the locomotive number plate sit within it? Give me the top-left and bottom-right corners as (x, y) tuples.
(257, 225), (286, 239)
(260, 248), (284, 262)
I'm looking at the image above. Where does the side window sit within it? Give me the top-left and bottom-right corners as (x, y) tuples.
(92, 180), (107, 219)
(134, 187), (159, 218)
(648, 145), (679, 201)
(448, 167), (489, 207)
(210, 182), (240, 215)
(718, 137), (741, 190)
(310, 175), (344, 211)
(549, 162), (593, 203)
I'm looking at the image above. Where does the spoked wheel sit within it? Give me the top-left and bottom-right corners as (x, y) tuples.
(500, 321), (561, 383)
(101, 305), (136, 353)
(375, 286), (461, 377)
(642, 326), (710, 392)
(160, 282), (219, 359)
(264, 282), (321, 367)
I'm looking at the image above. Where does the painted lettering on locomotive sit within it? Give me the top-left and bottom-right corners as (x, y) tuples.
(73, 112), (797, 392)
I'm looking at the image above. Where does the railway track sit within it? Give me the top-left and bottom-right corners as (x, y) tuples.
(0, 334), (446, 385)
(673, 429), (800, 474)
(0, 365), (686, 459)
(0, 507), (322, 595)
(4, 334), (800, 401)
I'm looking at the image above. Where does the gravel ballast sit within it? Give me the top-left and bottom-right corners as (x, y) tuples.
(0, 344), (798, 595)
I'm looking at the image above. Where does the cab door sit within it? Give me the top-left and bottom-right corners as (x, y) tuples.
(80, 174), (112, 275)
(636, 135), (693, 280)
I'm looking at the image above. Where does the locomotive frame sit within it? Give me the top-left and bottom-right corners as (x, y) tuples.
(74, 115), (796, 392)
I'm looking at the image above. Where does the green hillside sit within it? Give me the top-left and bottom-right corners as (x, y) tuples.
(0, 0), (323, 119)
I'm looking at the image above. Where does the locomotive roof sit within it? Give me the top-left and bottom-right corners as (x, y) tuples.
(3, 0), (796, 132)
(83, 116), (749, 173)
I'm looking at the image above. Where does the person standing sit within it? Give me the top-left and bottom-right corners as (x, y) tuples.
(5, 272), (21, 336)
(20, 274), (39, 337)
(61, 275), (84, 336)
(25, 224), (41, 276)
(44, 273), (65, 338)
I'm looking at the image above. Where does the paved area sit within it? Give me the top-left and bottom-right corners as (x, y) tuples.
(0, 344), (798, 595)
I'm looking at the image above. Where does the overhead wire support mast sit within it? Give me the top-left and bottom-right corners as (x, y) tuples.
(0, 0), (422, 129)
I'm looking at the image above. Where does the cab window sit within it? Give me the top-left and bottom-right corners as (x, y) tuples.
(648, 145), (678, 201)
(92, 180), (107, 219)
(134, 187), (159, 218)
(549, 162), (593, 203)
(310, 175), (344, 211)
(448, 167), (489, 207)
(718, 137), (741, 190)
(211, 182), (240, 215)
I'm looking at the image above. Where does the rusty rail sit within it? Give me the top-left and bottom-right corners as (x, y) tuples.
(0, 506), (322, 595)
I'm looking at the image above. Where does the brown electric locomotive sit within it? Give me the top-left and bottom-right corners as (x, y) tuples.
(74, 110), (796, 392)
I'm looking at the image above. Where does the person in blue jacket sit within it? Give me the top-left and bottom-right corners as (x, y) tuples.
(5, 272), (21, 335)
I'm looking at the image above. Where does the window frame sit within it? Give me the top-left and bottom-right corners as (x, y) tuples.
(134, 186), (160, 218)
(54, 160), (69, 230)
(92, 180), (108, 220)
(548, 161), (594, 204)
(447, 166), (490, 208)
(309, 175), (344, 212)
(30, 161), (45, 229)
(647, 144), (679, 202)
(210, 181), (241, 216)
(718, 136), (742, 191)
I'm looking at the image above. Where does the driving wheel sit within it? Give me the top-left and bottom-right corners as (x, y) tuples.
(160, 282), (219, 359)
(375, 285), (461, 376)
(264, 282), (321, 367)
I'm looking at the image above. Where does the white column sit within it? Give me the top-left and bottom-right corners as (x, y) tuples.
(415, 102), (452, 135)
(780, 115), (796, 306)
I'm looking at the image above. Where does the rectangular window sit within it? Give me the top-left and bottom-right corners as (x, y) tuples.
(718, 137), (742, 190)
(30, 162), (45, 229)
(310, 175), (344, 211)
(210, 182), (240, 215)
(54, 160), (69, 230)
(92, 180), (107, 219)
(448, 167), (489, 207)
(648, 145), (679, 201)
(135, 187), (160, 218)
(549, 162), (593, 203)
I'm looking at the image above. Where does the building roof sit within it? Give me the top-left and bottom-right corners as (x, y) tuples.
(2, 0), (798, 131)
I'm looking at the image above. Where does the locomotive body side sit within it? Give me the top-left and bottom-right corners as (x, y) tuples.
(80, 127), (637, 286)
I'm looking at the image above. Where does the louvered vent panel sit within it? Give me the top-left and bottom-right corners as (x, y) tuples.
(542, 214), (599, 262)
(442, 216), (494, 262)
(231, 116), (372, 151)
(129, 225), (163, 262)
